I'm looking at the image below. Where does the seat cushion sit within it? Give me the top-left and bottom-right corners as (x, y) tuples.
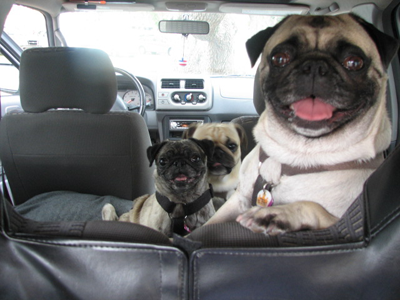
(15, 191), (133, 222)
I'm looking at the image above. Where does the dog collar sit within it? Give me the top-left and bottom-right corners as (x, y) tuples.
(251, 148), (384, 207)
(156, 185), (214, 236)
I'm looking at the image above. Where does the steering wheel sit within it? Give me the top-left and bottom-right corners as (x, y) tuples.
(114, 68), (146, 116)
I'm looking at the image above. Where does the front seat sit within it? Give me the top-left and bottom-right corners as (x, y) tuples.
(0, 47), (187, 300)
(0, 47), (154, 205)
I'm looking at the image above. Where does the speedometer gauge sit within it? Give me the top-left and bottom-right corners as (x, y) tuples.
(122, 90), (140, 110)
(123, 90), (152, 110)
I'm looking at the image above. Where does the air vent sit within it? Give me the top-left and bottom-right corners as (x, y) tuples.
(185, 79), (204, 89)
(162, 79), (180, 89)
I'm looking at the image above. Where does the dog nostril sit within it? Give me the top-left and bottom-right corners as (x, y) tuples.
(303, 64), (312, 75)
(302, 60), (329, 77)
(318, 65), (328, 76)
(174, 160), (185, 167)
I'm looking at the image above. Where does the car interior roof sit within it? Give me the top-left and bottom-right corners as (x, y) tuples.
(12, 0), (398, 16)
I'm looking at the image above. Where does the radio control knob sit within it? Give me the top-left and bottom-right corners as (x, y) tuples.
(198, 94), (206, 101)
(173, 94), (181, 101)
(185, 93), (193, 102)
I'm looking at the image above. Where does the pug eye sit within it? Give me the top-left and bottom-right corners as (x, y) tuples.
(342, 56), (364, 71)
(227, 143), (238, 152)
(271, 52), (291, 67)
(190, 155), (200, 163)
(159, 158), (167, 166)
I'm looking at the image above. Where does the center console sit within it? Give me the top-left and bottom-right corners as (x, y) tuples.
(161, 116), (211, 139)
(156, 77), (212, 110)
(157, 77), (213, 139)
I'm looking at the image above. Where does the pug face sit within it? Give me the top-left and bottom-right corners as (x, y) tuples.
(247, 14), (399, 138)
(182, 123), (247, 176)
(147, 139), (214, 196)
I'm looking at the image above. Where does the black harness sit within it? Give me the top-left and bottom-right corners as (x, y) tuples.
(156, 185), (214, 236)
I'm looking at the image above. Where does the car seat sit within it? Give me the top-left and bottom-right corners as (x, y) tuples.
(0, 47), (187, 299)
(0, 47), (154, 204)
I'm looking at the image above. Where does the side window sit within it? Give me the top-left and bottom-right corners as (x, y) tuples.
(4, 5), (48, 50)
(0, 52), (18, 96)
(0, 5), (48, 96)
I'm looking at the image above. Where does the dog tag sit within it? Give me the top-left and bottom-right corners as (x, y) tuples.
(256, 184), (274, 207)
(184, 223), (191, 233)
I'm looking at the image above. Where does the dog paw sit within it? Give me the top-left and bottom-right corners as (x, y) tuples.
(236, 206), (298, 236)
(102, 203), (118, 221)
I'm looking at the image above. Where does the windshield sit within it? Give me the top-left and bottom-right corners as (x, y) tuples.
(60, 11), (283, 77)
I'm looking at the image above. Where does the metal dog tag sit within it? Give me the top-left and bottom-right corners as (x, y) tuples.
(184, 223), (191, 233)
(256, 183), (274, 207)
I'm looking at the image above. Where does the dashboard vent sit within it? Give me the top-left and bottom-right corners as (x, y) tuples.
(185, 79), (204, 89)
(161, 79), (180, 89)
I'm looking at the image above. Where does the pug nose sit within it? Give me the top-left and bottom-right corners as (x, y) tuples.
(302, 60), (329, 77)
(173, 160), (186, 167)
(214, 148), (224, 159)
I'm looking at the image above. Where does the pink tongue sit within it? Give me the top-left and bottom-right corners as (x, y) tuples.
(292, 97), (335, 121)
(175, 174), (188, 181)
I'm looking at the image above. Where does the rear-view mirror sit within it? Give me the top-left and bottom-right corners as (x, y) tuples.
(159, 20), (210, 35)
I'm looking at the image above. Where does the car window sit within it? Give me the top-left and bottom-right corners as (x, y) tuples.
(3, 5), (48, 50)
(0, 5), (48, 95)
(0, 53), (18, 96)
(59, 11), (283, 77)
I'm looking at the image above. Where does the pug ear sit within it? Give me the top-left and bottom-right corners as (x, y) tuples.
(246, 17), (288, 67)
(147, 141), (168, 167)
(189, 138), (214, 160)
(182, 123), (199, 139)
(350, 13), (399, 69)
(233, 123), (248, 151)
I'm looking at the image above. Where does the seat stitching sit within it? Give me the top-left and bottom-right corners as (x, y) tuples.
(370, 206), (400, 238)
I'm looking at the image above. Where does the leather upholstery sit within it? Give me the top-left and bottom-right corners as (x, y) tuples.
(0, 233), (187, 300)
(2, 144), (400, 299)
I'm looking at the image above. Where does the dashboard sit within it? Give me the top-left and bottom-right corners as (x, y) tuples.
(116, 74), (258, 143)
(1, 73), (258, 145)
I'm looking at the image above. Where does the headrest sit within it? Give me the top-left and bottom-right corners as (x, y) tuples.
(253, 68), (265, 115)
(19, 47), (117, 114)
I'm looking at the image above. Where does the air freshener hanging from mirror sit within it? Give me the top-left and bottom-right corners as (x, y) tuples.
(179, 34), (188, 67)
